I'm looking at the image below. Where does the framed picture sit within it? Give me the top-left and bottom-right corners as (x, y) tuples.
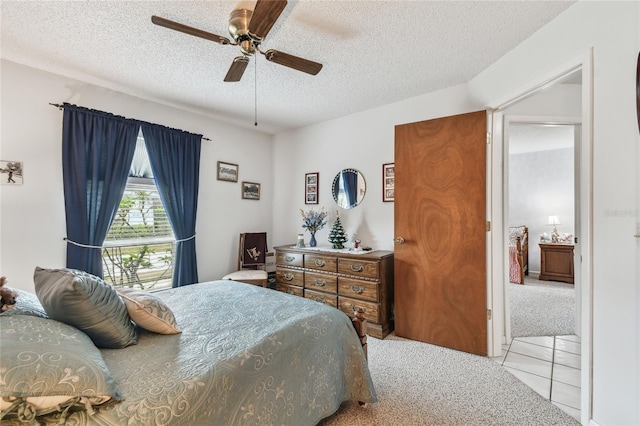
(1, 160), (23, 185)
(305, 172), (319, 205)
(241, 181), (261, 200)
(382, 163), (394, 202)
(217, 161), (238, 182)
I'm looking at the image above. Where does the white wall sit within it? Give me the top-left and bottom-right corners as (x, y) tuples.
(0, 60), (273, 292)
(470, 1), (639, 424)
(509, 147), (575, 273)
(271, 83), (477, 250)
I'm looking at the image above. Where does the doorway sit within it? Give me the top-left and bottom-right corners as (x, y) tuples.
(487, 53), (592, 424)
(504, 121), (580, 342)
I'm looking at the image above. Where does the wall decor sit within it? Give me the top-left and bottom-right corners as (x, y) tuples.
(332, 169), (366, 209)
(242, 181), (261, 200)
(0, 160), (23, 185)
(305, 172), (319, 204)
(217, 161), (238, 182)
(382, 163), (394, 202)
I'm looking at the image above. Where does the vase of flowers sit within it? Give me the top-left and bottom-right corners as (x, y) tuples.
(300, 208), (328, 247)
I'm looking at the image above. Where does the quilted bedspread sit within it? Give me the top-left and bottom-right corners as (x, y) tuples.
(59, 280), (376, 425)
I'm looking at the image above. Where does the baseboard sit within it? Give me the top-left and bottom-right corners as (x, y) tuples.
(588, 419), (600, 426)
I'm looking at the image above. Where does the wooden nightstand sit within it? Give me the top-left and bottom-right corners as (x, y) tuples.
(539, 243), (574, 284)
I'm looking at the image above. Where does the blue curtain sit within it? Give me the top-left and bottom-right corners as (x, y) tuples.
(62, 103), (138, 276)
(141, 123), (201, 287)
(342, 170), (358, 207)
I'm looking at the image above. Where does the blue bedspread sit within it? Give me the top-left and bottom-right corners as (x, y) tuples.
(68, 280), (376, 425)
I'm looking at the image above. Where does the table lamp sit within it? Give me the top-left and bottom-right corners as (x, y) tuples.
(548, 216), (560, 243)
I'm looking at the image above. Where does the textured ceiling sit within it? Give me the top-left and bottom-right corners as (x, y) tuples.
(0, 1), (574, 134)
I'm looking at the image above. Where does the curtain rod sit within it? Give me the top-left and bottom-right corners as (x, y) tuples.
(49, 103), (211, 141)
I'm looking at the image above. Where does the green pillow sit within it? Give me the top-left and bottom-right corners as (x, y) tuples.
(0, 315), (121, 421)
(0, 287), (48, 318)
(34, 267), (137, 349)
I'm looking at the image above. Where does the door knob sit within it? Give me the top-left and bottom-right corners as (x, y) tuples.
(395, 236), (405, 244)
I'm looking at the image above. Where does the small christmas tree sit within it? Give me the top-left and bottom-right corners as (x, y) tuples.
(328, 214), (348, 249)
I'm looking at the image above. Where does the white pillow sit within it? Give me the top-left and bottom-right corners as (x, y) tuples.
(117, 289), (181, 334)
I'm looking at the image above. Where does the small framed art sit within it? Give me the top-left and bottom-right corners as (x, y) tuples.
(1, 160), (23, 185)
(382, 163), (394, 202)
(217, 161), (238, 182)
(242, 181), (261, 200)
(305, 172), (319, 204)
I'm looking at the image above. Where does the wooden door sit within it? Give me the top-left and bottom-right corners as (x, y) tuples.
(394, 110), (487, 356)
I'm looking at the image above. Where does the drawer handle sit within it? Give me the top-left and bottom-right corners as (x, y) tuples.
(349, 304), (365, 312)
(313, 279), (326, 287)
(283, 273), (294, 281)
(312, 297), (327, 304)
(285, 255), (295, 262)
(350, 264), (365, 272)
(349, 285), (364, 294)
(314, 259), (327, 267)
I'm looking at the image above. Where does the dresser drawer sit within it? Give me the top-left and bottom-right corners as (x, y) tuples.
(338, 296), (380, 323)
(305, 271), (337, 293)
(304, 254), (337, 272)
(276, 283), (304, 297)
(276, 251), (303, 267)
(338, 277), (378, 302)
(338, 259), (379, 279)
(305, 289), (338, 307)
(276, 268), (304, 287)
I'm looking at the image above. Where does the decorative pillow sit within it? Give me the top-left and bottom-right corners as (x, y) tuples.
(0, 315), (121, 422)
(117, 288), (181, 334)
(508, 226), (526, 246)
(0, 287), (48, 318)
(34, 267), (137, 348)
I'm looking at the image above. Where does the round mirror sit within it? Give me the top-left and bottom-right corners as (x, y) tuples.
(332, 168), (366, 209)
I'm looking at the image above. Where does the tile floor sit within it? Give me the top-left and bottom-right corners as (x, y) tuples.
(493, 335), (581, 422)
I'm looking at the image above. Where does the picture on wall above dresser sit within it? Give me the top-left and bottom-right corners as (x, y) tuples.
(382, 163), (394, 202)
(305, 172), (319, 204)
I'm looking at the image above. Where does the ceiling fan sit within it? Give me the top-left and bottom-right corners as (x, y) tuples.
(151, 0), (322, 82)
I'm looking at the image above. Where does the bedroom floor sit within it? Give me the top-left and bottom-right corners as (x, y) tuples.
(493, 334), (581, 422)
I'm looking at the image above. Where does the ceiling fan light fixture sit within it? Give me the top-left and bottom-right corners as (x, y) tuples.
(228, 9), (252, 41)
(151, 0), (322, 84)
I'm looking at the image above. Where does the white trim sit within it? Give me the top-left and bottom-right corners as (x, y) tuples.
(579, 47), (594, 426)
(486, 110), (496, 356)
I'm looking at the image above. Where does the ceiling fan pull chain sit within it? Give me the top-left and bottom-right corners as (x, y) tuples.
(254, 57), (258, 127)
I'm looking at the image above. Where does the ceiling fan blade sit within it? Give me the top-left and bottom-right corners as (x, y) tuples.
(224, 56), (250, 82)
(151, 15), (232, 45)
(248, 0), (287, 40)
(263, 49), (322, 75)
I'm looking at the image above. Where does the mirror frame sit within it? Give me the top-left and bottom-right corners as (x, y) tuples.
(332, 168), (366, 209)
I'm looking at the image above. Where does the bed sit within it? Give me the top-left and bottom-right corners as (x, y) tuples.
(508, 225), (529, 284)
(0, 274), (376, 425)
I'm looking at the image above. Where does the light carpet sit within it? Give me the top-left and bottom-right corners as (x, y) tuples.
(321, 334), (578, 425)
(510, 277), (575, 338)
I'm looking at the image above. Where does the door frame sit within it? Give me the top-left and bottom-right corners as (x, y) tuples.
(486, 49), (593, 424)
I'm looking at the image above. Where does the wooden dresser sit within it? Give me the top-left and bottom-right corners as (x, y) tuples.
(539, 243), (574, 284)
(274, 245), (394, 339)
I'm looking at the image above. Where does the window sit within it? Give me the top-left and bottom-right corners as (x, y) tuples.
(101, 133), (174, 290)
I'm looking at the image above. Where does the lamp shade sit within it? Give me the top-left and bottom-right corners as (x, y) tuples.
(547, 216), (560, 226)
